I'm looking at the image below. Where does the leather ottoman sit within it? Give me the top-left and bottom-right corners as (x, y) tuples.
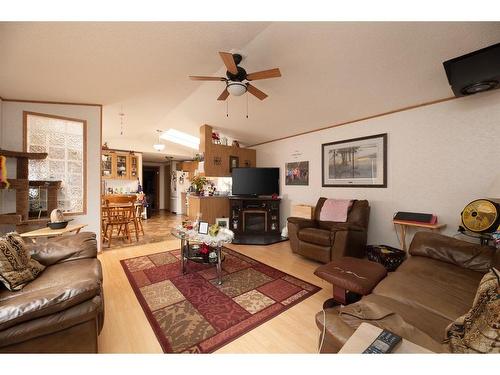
(314, 257), (387, 306)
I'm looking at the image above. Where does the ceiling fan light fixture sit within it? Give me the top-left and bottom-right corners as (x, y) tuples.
(227, 81), (247, 96)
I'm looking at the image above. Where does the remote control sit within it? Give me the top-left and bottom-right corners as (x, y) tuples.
(362, 329), (402, 354)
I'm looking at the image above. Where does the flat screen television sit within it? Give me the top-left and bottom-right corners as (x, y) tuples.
(231, 167), (279, 196)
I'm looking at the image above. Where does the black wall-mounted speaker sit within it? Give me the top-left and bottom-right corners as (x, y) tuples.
(443, 43), (500, 97)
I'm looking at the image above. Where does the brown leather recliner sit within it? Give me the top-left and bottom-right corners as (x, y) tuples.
(0, 232), (104, 353)
(287, 198), (370, 263)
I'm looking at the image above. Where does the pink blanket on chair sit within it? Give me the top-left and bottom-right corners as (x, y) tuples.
(319, 199), (353, 222)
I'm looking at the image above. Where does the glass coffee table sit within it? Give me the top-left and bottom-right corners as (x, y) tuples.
(170, 226), (234, 285)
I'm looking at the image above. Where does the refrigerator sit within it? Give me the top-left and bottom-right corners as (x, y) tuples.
(171, 170), (189, 214)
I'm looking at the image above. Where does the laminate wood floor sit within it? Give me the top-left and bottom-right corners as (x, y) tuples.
(97, 237), (332, 353)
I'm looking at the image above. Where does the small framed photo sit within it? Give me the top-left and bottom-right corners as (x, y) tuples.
(215, 217), (229, 228)
(229, 156), (239, 173)
(198, 221), (209, 235)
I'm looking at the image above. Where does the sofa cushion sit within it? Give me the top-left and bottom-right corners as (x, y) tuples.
(316, 298), (449, 353)
(0, 233), (45, 291)
(0, 295), (102, 349)
(445, 268), (500, 353)
(372, 255), (483, 322)
(361, 294), (453, 343)
(298, 227), (332, 246)
(409, 232), (495, 273)
(0, 258), (102, 331)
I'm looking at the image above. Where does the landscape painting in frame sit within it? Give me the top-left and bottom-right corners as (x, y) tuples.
(285, 161), (309, 186)
(322, 133), (387, 187)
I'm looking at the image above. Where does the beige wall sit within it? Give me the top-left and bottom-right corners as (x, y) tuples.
(255, 90), (500, 248)
(0, 101), (102, 244)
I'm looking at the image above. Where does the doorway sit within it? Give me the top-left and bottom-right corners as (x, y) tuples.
(142, 166), (160, 217)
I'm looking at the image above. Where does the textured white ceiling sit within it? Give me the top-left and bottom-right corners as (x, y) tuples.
(1, 22), (499, 158)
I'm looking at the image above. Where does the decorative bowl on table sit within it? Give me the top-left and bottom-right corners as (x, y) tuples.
(47, 220), (70, 230)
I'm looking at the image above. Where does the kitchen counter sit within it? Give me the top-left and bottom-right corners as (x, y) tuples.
(187, 195), (230, 224)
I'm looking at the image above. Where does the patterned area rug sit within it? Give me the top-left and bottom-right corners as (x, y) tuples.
(121, 247), (320, 353)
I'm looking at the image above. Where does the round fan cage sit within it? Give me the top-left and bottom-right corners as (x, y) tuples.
(461, 199), (500, 233)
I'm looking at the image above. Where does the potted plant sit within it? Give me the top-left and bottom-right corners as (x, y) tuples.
(190, 175), (207, 195)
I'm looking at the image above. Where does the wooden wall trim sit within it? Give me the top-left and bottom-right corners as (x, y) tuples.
(2, 98), (102, 107)
(249, 96), (457, 147)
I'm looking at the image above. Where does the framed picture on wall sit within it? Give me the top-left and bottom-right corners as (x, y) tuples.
(322, 133), (387, 188)
(285, 161), (309, 186)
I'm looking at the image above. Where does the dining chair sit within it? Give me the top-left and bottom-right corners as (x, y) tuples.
(102, 203), (136, 247)
(103, 194), (145, 241)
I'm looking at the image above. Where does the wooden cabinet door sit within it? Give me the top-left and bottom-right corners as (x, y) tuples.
(130, 155), (139, 179)
(115, 153), (129, 179)
(101, 152), (115, 179)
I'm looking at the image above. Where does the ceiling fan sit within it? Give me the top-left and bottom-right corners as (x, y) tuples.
(189, 52), (281, 101)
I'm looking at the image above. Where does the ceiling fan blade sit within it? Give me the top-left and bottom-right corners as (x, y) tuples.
(217, 88), (229, 101)
(246, 68), (281, 81)
(219, 52), (238, 75)
(246, 83), (268, 100)
(189, 76), (226, 81)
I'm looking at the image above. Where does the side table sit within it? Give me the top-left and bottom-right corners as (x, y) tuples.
(393, 220), (446, 251)
(20, 224), (87, 242)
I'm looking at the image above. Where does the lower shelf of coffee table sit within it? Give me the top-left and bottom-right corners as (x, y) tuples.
(184, 254), (225, 265)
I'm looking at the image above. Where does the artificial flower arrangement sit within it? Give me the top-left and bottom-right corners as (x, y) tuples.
(190, 175), (207, 195)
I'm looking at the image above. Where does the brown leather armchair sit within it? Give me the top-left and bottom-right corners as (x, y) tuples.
(0, 232), (104, 353)
(287, 198), (370, 263)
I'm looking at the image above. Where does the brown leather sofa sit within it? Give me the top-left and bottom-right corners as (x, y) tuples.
(316, 232), (500, 353)
(287, 198), (370, 263)
(0, 232), (104, 353)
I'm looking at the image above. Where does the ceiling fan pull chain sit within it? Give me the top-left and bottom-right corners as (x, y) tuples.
(246, 92), (249, 118)
(226, 99), (229, 117)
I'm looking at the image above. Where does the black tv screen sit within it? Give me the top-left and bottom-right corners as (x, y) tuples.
(232, 168), (279, 196)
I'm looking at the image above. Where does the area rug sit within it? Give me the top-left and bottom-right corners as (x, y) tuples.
(121, 247), (320, 353)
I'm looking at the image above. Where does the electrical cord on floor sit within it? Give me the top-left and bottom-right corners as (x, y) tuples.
(318, 304), (347, 353)
(318, 309), (326, 353)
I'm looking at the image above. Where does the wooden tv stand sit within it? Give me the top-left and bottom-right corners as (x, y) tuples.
(229, 196), (286, 245)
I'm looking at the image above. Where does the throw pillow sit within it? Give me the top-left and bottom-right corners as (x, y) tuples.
(444, 267), (500, 353)
(0, 232), (45, 291)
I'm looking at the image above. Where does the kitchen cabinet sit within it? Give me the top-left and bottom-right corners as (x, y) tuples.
(115, 153), (129, 179)
(177, 161), (199, 180)
(199, 125), (256, 177)
(130, 155), (140, 179)
(101, 150), (141, 180)
(101, 152), (115, 179)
